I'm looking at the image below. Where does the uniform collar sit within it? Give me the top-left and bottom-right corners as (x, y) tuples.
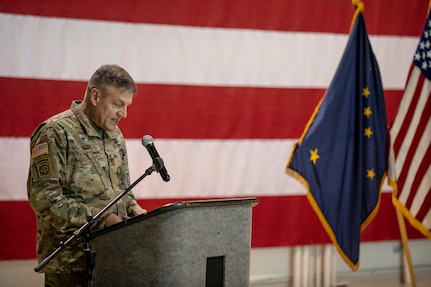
(71, 100), (117, 139)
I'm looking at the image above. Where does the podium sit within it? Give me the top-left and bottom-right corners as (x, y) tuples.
(89, 197), (258, 287)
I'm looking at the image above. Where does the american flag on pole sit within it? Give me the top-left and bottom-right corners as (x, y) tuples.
(388, 9), (431, 239)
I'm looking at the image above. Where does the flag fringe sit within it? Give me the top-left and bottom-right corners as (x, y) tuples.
(360, 173), (385, 233)
(297, 94), (325, 144)
(389, 178), (431, 240)
(286, 165), (387, 271)
(286, 165), (360, 271)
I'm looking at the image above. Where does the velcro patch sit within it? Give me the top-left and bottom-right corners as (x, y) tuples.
(35, 158), (52, 178)
(32, 142), (49, 159)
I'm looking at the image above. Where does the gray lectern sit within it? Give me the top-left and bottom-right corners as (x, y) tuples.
(90, 197), (258, 287)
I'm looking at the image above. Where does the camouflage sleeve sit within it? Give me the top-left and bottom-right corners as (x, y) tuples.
(125, 193), (147, 216)
(116, 136), (147, 217)
(28, 125), (107, 231)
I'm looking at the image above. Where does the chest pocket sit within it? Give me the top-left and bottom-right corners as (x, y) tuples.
(64, 134), (112, 201)
(78, 134), (128, 192)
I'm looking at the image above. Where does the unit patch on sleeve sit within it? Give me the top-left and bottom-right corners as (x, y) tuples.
(32, 142), (49, 159)
(35, 158), (52, 178)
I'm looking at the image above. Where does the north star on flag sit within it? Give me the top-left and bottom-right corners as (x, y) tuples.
(389, 9), (431, 239)
(286, 6), (388, 271)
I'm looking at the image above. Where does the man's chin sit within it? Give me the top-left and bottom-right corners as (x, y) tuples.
(104, 124), (117, 132)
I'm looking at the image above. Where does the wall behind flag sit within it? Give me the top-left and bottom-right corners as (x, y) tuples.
(0, 0), (428, 260)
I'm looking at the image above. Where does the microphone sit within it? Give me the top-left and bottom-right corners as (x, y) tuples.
(142, 135), (170, 182)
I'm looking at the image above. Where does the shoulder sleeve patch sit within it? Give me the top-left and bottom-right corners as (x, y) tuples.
(35, 157), (53, 178)
(32, 142), (49, 159)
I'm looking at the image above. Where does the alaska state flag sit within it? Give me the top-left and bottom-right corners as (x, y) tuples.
(286, 9), (387, 271)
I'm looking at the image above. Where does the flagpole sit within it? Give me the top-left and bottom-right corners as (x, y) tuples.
(396, 209), (417, 287)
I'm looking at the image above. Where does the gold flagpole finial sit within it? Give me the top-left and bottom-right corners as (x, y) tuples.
(350, 0), (364, 32)
(352, 0), (364, 11)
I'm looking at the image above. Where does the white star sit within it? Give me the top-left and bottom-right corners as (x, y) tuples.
(420, 41), (425, 50)
(415, 52), (421, 61)
(426, 40), (431, 49)
(427, 50), (431, 59)
(422, 61), (428, 70)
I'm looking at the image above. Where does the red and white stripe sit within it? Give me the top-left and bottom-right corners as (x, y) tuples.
(389, 65), (431, 238)
(0, 0), (428, 259)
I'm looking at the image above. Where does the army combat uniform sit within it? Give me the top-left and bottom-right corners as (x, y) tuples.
(27, 101), (146, 276)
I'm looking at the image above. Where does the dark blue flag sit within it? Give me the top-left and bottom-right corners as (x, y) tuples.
(286, 10), (387, 271)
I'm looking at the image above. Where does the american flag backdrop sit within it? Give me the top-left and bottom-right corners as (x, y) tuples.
(0, 0), (428, 260)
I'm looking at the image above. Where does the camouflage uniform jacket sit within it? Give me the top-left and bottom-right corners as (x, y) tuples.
(27, 101), (146, 274)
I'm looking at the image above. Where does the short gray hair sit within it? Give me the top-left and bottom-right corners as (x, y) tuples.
(85, 64), (137, 97)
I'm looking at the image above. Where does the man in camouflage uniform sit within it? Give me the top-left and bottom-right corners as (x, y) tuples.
(27, 64), (147, 286)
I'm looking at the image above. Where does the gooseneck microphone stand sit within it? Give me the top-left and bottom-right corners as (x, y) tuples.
(34, 157), (166, 287)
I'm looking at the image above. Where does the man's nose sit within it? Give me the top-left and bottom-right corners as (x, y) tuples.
(119, 106), (127, 118)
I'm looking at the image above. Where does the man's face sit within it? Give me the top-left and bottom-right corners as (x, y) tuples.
(90, 87), (134, 132)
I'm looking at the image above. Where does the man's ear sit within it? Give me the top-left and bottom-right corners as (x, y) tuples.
(89, 88), (100, 106)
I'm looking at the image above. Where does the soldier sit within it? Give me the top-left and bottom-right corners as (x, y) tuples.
(27, 64), (147, 287)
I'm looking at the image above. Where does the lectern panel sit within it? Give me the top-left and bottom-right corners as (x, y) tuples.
(90, 198), (257, 287)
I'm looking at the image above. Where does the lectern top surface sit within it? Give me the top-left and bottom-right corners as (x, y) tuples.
(90, 197), (258, 238)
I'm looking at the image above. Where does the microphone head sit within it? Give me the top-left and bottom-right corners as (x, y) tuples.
(142, 135), (154, 147)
